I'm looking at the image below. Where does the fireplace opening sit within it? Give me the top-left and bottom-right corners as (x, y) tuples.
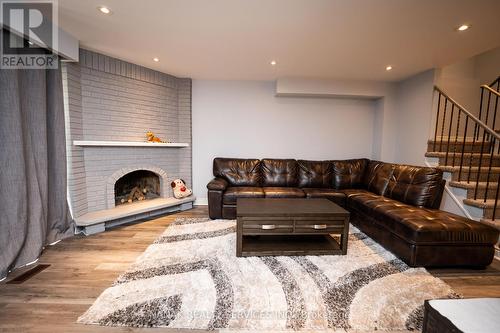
(114, 170), (160, 206)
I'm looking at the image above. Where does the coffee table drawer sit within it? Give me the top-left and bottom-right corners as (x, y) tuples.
(240, 217), (293, 234)
(294, 217), (347, 234)
(243, 225), (294, 234)
(294, 224), (344, 234)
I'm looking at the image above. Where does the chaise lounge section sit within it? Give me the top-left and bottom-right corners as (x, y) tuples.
(207, 158), (499, 267)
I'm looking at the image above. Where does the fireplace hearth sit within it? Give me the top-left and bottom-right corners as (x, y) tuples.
(114, 170), (160, 206)
(64, 50), (193, 235)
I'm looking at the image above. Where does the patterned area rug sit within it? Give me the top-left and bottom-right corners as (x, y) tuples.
(78, 218), (459, 331)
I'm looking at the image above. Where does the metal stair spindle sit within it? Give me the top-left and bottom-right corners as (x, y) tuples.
(431, 84), (500, 221)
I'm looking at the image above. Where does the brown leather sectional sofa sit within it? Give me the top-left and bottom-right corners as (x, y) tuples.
(207, 158), (499, 267)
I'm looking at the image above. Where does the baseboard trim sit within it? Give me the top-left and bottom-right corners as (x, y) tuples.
(194, 198), (208, 206)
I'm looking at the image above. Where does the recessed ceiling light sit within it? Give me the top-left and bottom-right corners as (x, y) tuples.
(153, 57), (160, 62)
(457, 24), (469, 31)
(98, 6), (111, 14)
(270, 60), (277, 66)
(386, 65), (393, 71)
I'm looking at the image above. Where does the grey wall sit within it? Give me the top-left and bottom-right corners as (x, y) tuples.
(434, 46), (500, 116)
(62, 49), (192, 218)
(393, 70), (435, 166)
(192, 80), (376, 204)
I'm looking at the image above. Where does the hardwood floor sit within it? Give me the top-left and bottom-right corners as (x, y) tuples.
(1, 206), (499, 333)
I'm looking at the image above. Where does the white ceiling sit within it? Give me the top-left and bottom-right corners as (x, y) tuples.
(58, 0), (500, 81)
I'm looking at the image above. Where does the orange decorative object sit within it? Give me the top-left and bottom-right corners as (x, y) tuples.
(146, 131), (167, 143)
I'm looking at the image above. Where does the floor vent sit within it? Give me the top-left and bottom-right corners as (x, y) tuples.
(6, 264), (50, 284)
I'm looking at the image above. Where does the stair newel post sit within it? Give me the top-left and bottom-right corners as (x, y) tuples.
(433, 92), (442, 152)
(483, 137), (496, 203)
(458, 113), (469, 180)
(445, 104), (455, 166)
(440, 100), (448, 153)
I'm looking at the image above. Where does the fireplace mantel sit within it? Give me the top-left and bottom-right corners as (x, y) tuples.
(73, 140), (189, 147)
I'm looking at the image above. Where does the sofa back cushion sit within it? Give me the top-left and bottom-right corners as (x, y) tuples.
(332, 159), (369, 189)
(362, 161), (394, 195)
(386, 164), (443, 208)
(261, 159), (299, 187)
(213, 158), (261, 186)
(297, 160), (333, 188)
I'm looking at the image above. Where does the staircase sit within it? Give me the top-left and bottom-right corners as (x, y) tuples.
(426, 76), (500, 234)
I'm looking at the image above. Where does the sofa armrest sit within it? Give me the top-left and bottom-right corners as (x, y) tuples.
(207, 177), (229, 191)
(429, 179), (446, 209)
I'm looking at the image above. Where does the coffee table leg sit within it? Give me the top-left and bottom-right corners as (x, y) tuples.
(236, 217), (242, 257)
(341, 217), (350, 255)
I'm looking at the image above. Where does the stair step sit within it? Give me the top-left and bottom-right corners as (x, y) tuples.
(427, 139), (493, 153)
(463, 199), (500, 219)
(449, 181), (500, 189)
(437, 166), (500, 182)
(463, 198), (499, 209)
(480, 218), (500, 230)
(449, 181), (500, 199)
(425, 152), (500, 167)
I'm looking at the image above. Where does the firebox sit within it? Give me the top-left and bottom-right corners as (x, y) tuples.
(114, 170), (160, 206)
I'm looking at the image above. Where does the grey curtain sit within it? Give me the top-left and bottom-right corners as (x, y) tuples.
(0, 61), (74, 279)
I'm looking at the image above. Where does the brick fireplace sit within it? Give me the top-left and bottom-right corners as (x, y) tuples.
(113, 169), (161, 206)
(62, 49), (193, 235)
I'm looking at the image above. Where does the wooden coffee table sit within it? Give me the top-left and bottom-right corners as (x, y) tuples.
(236, 198), (350, 257)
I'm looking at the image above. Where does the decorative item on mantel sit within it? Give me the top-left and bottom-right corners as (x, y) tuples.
(171, 179), (193, 199)
(146, 130), (169, 143)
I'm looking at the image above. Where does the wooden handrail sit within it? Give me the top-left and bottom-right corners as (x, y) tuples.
(434, 86), (500, 141)
(481, 84), (500, 97)
(433, 84), (500, 220)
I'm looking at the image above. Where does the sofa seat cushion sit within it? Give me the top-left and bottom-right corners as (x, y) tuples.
(341, 189), (373, 199)
(347, 191), (386, 216)
(302, 188), (346, 206)
(344, 190), (380, 206)
(302, 188), (344, 198)
(361, 198), (500, 245)
(263, 187), (305, 198)
(223, 187), (265, 205)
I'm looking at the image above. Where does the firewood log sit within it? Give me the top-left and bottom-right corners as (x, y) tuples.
(127, 186), (141, 202)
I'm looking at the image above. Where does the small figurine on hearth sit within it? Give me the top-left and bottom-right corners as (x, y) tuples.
(171, 179), (193, 199)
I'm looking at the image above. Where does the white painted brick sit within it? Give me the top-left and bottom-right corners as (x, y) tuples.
(63, 50), (192, 217)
